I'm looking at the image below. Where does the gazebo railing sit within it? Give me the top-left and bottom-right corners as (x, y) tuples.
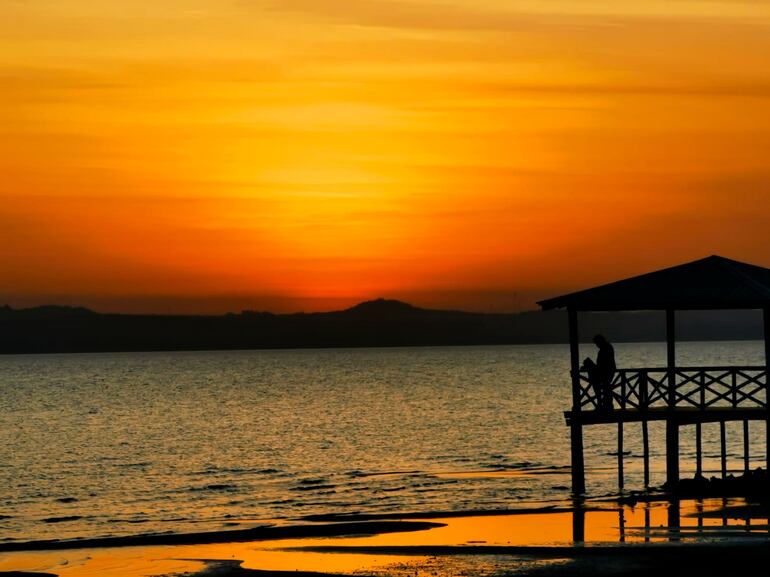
(575, 366), (768, 411)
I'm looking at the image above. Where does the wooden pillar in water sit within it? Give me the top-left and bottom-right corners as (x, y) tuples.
(743, 420), (750, 474)
(666, 422), (679, 487)
(668, 500), (681, 542)
(568, 307), (585, 495)
(618, 508), (626, 542)
(642, 420), (650, 487)
(764, 308), (770, 476)
(720, 421), (727, 479)
(665, 309), (679, 487)
(618, 422), (624, 490)
(696, 422), (702, 477)
(572, 503), (585, 543)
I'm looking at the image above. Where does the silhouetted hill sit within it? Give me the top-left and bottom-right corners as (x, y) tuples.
(9, 305), (96, 318)
(0, 300), (764, 354)
(342, 298), (427, 317)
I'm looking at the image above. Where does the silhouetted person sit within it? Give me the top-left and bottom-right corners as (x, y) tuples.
(582, 357), (602, 408)
(594, 334), (616, 410)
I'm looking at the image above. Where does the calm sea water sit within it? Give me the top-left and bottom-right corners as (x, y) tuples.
(0, 342), (766, 543)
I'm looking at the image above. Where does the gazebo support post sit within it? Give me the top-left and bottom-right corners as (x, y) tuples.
(720, 421), (727, 479)
(568, 307), (585, 495)
(743, 420), (750, 474)
(665, 309), (679, 488)
(618, 422), (624, 490)
(642, 420), (650, 487)
(765, 308), (770, 477)
(696, 423), (702, 477)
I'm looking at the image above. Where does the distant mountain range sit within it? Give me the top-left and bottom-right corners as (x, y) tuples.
(0, 298), (764, 354)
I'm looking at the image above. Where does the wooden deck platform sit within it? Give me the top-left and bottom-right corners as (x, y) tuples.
(565, 406), (770, 426)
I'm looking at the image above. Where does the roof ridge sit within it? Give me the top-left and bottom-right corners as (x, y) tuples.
(537, 255), (714, 307)
(718, 258), (770, 299)
(538, 255), (770, 311)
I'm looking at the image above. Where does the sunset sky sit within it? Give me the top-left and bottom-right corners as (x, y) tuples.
(3, 1), (770, 313)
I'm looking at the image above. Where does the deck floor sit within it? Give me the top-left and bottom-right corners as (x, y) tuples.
(565, 406), (770, 426)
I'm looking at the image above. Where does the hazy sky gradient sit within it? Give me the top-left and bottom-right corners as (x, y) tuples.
(3, 1), (770, 313)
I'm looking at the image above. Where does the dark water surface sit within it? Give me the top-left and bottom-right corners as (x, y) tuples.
(0, 342), (765, 542)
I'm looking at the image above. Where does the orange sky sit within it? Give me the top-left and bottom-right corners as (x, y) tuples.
(2, 1), (770, 313)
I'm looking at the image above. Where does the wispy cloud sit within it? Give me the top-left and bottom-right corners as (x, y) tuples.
(261, 0), (532, 31)
(259, 0), (770, 31)
(2, 0), (770, 311)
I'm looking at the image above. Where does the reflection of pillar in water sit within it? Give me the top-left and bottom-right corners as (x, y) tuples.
(722, 497), (728, 527)
(644, 506), (650, 543)
(572, 503), (585, 544)
(668, 500), (681, 542)
(696, 498), (703, 535)
(618, 508), (626, 542)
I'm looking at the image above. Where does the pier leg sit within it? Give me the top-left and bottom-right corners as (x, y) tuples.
(567, 307), (585, 495)
(642, 420), (650, 488)
(644, 506), (651, 542)
(618, 508), (626, 542)
(572, 500), (585, 543)
(765, 419), (770, 476)
(571, 423), (585, 495)
(759, 349), (770, 529)
(743, 420), (750, 474)
(720, 421), (727, 480)
(665, 309), (678, 490)
(696, 422), (702, 477)
(696, 499), (704, 534)
(618, 422), (624, 490)
(666, 420), (679, 488)
(668, 500), (681, 542)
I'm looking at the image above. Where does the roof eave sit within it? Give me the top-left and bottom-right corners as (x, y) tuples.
(538, 300), (770, 312)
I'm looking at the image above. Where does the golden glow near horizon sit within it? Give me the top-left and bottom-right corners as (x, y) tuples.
(3, 1), (770, 313)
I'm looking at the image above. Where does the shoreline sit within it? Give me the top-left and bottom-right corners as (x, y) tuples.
(0, 520), (444, 553)
(0, 506), (584, 554)
(2, 499), (769, 577)
(6, 494), (767, 554)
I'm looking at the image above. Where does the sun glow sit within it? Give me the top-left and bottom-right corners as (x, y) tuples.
(2, 1), (770, 312)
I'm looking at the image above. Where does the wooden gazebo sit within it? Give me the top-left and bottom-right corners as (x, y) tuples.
(538, 255), (770, 495)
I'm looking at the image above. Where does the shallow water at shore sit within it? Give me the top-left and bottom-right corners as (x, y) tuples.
(1, 499), (768, 577)
(1, 342), (766, 543)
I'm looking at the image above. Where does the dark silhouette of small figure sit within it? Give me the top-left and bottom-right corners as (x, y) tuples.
(582, 357), (602, 408)
(594, 334), (616, 410)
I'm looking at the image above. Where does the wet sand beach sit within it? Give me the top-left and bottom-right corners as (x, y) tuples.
(1, 499), (769, 577)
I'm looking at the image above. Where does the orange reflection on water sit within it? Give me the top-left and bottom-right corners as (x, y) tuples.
(618, 498), (770, 542)
(0, 547), (203, 577)
(1, 500), (768, 577)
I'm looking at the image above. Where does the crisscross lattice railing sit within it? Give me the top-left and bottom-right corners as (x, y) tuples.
(574, 366), (768, 411)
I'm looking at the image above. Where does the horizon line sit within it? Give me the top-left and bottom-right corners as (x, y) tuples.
(0, 297), (544, 317)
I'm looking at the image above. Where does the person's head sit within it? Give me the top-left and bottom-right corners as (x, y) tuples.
(593, 334), (608, 348)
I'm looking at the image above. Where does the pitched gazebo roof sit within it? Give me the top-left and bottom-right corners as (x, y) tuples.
(538, 255), (770, 311)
